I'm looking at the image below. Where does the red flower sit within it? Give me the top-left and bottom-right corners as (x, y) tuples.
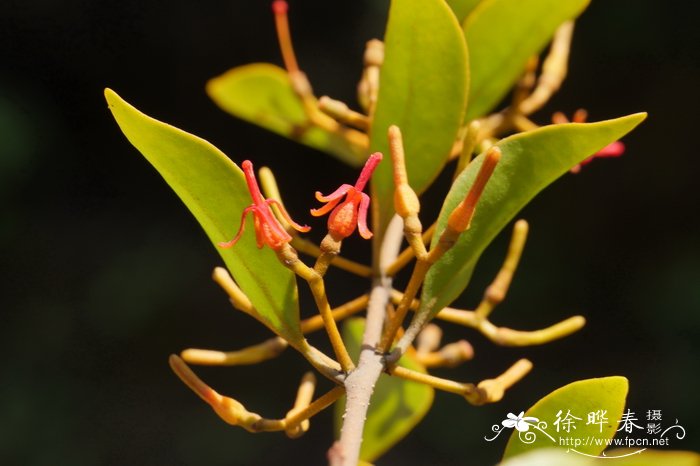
(570, 141), (625, 173)
(219, 160), (310, 250)
(553, 110), (626, 173)
(310, 152), (382, 240)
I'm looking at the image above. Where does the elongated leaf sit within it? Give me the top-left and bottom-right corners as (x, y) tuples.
(335, 318), (434, 462)
(207, 63), (366, 167)
(503, 377), (628, 459)
(464, 0), (589, 120)
(447, 0), (483, 23)
(419, 113), (646, 320)
(105, 88), (304, 346)
(370, 0), (469, 235)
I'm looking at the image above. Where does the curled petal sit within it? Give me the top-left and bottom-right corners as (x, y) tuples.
(219, 205), (256, 248)
(315, 184), (353, 203)
(356, 192), (373, 239)
(265, 199), (310, 233)
(310, 195), (343, 217)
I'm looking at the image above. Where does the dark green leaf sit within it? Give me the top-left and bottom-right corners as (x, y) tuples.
(105, 88), (304, 346)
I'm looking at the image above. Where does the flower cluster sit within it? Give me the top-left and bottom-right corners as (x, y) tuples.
(220, 153), (382, 250)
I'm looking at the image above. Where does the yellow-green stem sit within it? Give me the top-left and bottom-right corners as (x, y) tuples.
(277, 244), (354, 371)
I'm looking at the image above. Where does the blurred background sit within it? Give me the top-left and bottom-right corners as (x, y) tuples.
(2, 0), (698, 465)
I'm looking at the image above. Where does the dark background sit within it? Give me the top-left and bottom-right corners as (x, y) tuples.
(2, 1), (699, 465)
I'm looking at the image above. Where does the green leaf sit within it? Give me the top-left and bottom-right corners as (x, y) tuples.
(370, 0), (469, 234)
(446, 0), (483, 23)
(419, 113), (646, 321)
(464, 0), (589, 120)
(335, 318), (434, 462)
(207, 63), (366, 167)
(104, 88), (304, 346)
(502, 377), (629, 459)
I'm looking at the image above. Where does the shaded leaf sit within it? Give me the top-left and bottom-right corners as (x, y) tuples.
(105, 88), (304, 346)
(207, 63), (366, 167)
(419, 113), (646, 320)
(447, 0), (483, 23)
(464, 0), (589, 120)
(335, 318), (434, 462)
(502, 377), (628, 459)
(370, 0), (469, 235)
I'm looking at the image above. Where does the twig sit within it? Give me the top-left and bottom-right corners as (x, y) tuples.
(170, 354), (345, 433)
(278, 243), (355, 372)
(389, 358), (532, 405)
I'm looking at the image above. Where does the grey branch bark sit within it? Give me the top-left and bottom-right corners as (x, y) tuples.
(330, 216), (404, 466)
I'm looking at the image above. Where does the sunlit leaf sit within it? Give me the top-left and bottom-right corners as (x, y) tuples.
(370, 0), (469, 235)
(446, 0), (483, 23)
(502, 377), (628, 459)
(207, 63), (366, 167)
(419, 113), (646, 321)
(335, 318), (434, 462)
(464, 0), (589, 120)
(105, 88), (304, 346)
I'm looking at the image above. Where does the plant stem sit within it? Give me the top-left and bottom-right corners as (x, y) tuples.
(330, 279), (388, 466)
(278, 244), (355, 372)
(330, 215), (404, 466)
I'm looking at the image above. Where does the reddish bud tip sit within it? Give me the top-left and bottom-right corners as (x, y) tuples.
(272, 0), (288, 15)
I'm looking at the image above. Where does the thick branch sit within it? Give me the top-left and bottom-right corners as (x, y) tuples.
(330, 216), (403, 466)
